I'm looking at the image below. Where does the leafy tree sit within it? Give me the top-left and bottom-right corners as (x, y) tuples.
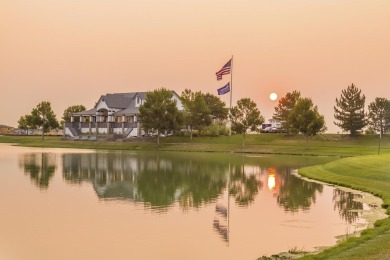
(139, 88), (181, 145)
(230, 98), (264, 148)
(273, 90), (301, 134)
(334, 84), (367, 136)
(61, 104), (86, 128)
(368, 98), (390, 136)
(23, 101), (59, 140)
(181, 89), (212, 139)
(17, 114), (36, 135)
(203, 93), (228, 121)
(289, 98), (326, 147)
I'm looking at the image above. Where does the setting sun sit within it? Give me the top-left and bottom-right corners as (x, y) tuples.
(269, 93), (278, 101)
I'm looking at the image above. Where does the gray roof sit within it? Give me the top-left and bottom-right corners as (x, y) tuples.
(99, 92), (148, 109)
(103, 93), (136, 109)
(114, 99), (139, 116)
(72, 91), (151, 117)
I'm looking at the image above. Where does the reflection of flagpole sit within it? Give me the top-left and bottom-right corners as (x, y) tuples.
(229, 55), (233, 136)
(227, 161), (230, 246)
(213, 162), (231, 245)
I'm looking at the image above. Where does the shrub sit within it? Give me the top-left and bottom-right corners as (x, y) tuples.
(365, 127), (376, 135)
(203, 123), (220, 136)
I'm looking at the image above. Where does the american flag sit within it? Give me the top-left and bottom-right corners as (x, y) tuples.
(215, 59), (231, 81)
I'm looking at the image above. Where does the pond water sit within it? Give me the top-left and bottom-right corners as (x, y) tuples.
(0, 144), (369, 260)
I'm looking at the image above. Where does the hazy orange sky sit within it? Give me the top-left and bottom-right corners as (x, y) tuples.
(1, 0), (390, 132)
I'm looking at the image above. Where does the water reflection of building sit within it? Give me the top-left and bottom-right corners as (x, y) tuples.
(63, 153), (173, 204)
(62, 152), (228, 210)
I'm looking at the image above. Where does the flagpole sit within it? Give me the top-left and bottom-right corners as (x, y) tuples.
(229, 55), (233, 136)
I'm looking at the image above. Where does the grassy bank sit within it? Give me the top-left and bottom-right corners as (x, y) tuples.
(299, 154), (390, 259)
(1, 134), (389, 156)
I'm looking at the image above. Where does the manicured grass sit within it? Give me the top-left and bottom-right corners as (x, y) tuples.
(298, 154), (390, 260)
(1, 134), (389, 157)
(166, 133), (390, 156)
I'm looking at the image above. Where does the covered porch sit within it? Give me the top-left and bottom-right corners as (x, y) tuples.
(65, 108), (141, 138)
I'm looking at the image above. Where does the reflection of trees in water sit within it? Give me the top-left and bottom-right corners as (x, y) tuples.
(276, 169), (323, 212)
(62, 152), (227, 210)
(61, 152), (364, 244)
(333, 189), (363, 224)
(136, 167), (182, 209)
(63, 152), (360, 221)
(229, 165), (262, 206)
(19, 153), (57, 190)
(176, 164), (227, 210)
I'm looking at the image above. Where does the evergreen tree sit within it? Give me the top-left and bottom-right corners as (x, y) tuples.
(289, 98), (326, 147)
(334, 84), (367, 136)
(139, 88), (181, 145)
(230, 98), (264, 148)
(368, 98), (389, 136)
(273, 90), (301, 134)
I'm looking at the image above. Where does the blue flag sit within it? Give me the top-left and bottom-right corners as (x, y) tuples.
(217, 82), (230, 95)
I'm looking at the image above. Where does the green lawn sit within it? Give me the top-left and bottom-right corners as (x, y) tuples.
(1, 134), (389, 157)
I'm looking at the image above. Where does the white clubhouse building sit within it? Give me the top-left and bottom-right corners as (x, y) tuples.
(64, 91), (183, 138)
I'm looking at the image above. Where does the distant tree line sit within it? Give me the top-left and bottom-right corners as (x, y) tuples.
(17, 84), (389, 143)
(273, 84), (390, 138)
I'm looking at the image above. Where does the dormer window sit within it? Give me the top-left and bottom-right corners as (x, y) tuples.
(135, 96), (142, 107)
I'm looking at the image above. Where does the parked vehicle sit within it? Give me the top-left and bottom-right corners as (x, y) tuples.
(260, 126), (285, 133)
